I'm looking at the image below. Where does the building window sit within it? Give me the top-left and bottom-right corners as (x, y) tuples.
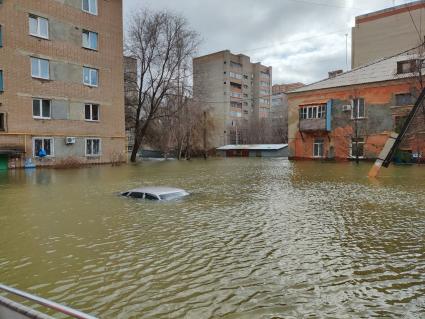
(260, 81), (269, 87)
(317, 105), (326, 118)
(32, 99), (51, 119)
(229, 111), (242, 118)
(83, 67), (98, 86)
(33, 137), (54, 157)
(350, 138), (365, 158)
(230, 101), (242, 109)
(396, 60), (420, 74)
(85, 104), (99, 121)
(352, 98), (365, 119)
(394, 116), (407, 133)
(260, 71), (270, 79)
(229, 72), (242, 80)
(300, 105), (327, 119)
(0, 70), (3, 91)
(313, 139), (324, 158)
(0, 113), (5, 131)
(259, 98), (270, 105)
(82, 0), (98, 15)
(31, 57), (49, 79)
(230, 61), (242, 68)
(231, 92), (242, 98)
(29, 15), (49, 39)
(82, 30), (98, 50)
(0, 25), (3, 48)
(86, 138), (101, 156)
(243, 75), (248, 79)
(395, 93), (414, 106)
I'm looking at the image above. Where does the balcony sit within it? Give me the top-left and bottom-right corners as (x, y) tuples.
(300, 118), (327, 131)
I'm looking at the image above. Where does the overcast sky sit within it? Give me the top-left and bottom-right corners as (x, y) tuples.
(123, 0), (413, 85)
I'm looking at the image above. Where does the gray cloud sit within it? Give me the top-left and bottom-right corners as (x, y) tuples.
(124, 0), (412, 84)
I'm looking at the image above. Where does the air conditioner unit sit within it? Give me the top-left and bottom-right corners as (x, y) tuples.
(65, 137), (76, 145)
(342, 104), (352, 112)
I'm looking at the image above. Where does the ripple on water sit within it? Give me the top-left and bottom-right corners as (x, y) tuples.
(1, 160), (425, 318)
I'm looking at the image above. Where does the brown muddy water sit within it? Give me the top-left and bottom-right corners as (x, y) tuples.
(0, 159), (424, 318)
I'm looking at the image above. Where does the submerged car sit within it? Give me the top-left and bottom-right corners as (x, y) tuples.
(121, 187), (189, 201)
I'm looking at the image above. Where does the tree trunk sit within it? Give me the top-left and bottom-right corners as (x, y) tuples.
(130, 136), (142, 162)
(130, 122), (149, 162)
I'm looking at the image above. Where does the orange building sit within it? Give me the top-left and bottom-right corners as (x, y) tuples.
(287, 54), (425, 161)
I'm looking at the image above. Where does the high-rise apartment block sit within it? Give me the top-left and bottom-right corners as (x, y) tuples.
(0, 0), (125, 169)
(193, 50), (272, 147)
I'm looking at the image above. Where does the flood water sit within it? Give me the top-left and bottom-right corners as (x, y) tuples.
(0, 159), (424, 318)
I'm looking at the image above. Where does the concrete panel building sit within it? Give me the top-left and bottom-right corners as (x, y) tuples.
(0, 0), (125, 168)
(271, 83), (304, 143)
(193, 50), (272, 147)
(287, 53), (425, 161)
(352, 1), (425, 68)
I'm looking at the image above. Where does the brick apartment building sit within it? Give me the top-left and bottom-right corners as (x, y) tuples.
(352, 0), (425, 68)
(287, 54), (425, 161)
(193, 50), (272, 147)
(0, 0), (125, 169)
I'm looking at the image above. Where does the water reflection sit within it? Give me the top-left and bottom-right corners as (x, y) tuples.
(0, 159), (424, 318)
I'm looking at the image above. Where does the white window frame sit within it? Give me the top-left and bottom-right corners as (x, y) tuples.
(82, 0), (98, 15)
(350, 138), (365, 159)
(29, 15), (49, 39)
(300, 104), (326, 120)
(32, 98), (51, 119)
(84, 104), (99, 121)
(82, 30), (98, 50)
(85, 138), (101, 157)
(83, 67), (98, 87)
(31, 57), (50, 80)
(33, 137), (54, 157)
(313, 139), (324, 158)
(351, 98), (366, 119)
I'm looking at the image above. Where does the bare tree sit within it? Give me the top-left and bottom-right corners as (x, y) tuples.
(125, 9), (200, 162)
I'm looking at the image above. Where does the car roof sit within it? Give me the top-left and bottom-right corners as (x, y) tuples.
(127, 187), (187, 195)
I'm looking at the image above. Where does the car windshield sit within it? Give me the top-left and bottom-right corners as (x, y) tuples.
(159, 192), (186, 200)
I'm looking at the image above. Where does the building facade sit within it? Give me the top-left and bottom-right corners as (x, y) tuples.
(288, 54), (425, 161)
(271, 83), (304, 143)
(0, 0), (125, 168)
(193, 50), (272, 147)
(352, 0), (425, 68)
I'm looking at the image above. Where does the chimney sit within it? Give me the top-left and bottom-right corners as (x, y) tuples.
(328, 70), (343, 78)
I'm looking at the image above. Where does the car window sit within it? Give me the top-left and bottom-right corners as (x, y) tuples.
(159, 192), (186, 200)
(121, 192), (129, 196)
(129, 192), (144, 199)
(145, 193), (158, 200)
